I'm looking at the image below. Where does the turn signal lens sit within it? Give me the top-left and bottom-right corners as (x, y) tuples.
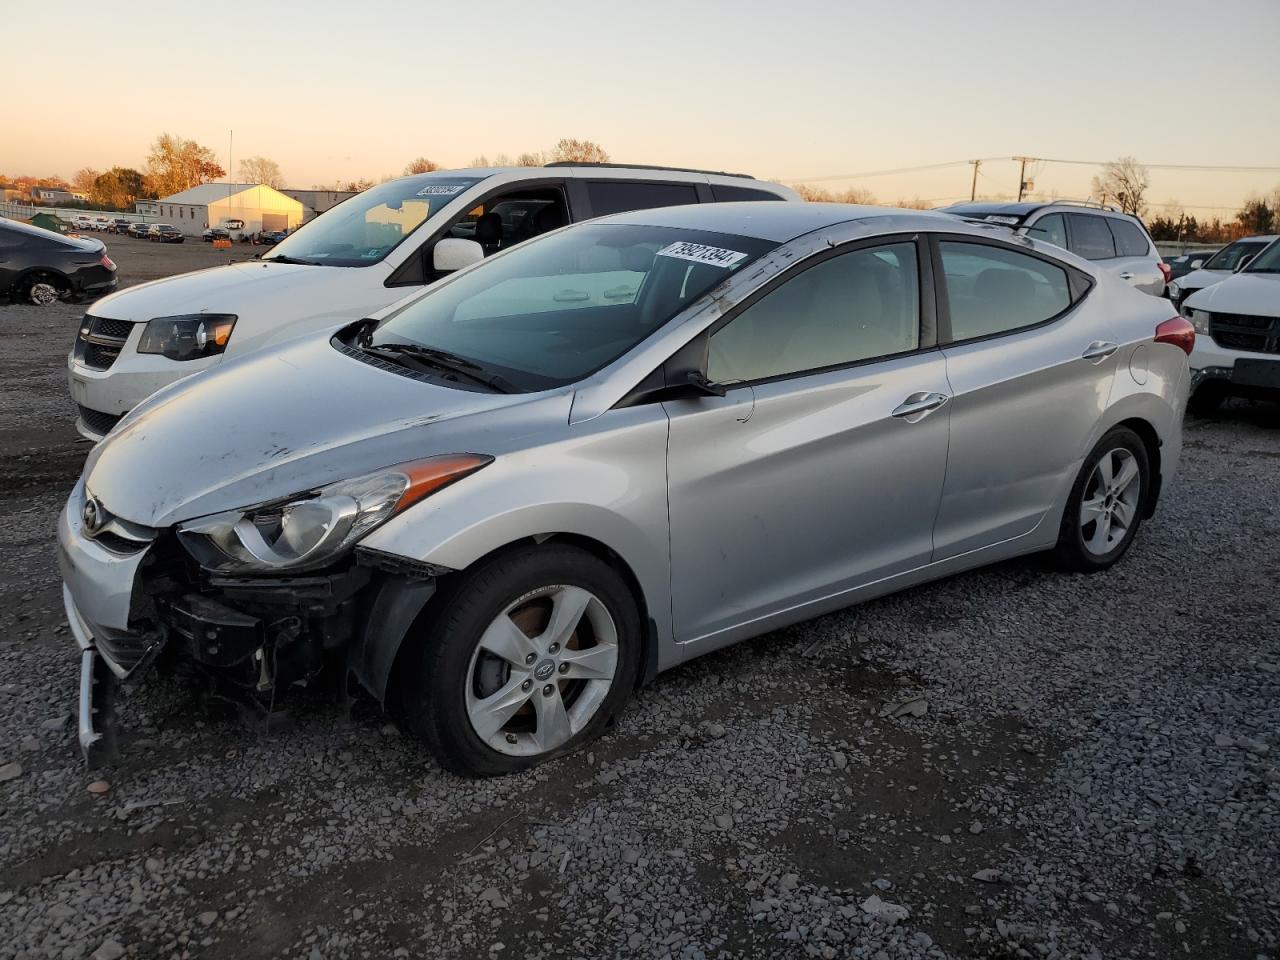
(394, 454), (494, 513)
(1154, 317), (1195, 356)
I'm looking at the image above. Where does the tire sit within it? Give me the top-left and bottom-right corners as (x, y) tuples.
(397, 544), (641, 777)
(20, 273), (62, 306)
(1051, 426), (1150, 573)
(1187, 382), (1226, 416)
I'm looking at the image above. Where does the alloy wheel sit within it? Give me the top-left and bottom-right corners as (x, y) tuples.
(27, 282), (58, 306)
(1079, 448), (1141, 556)
(465, 584), (619, 757)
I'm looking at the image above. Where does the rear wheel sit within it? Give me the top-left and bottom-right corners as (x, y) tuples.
(398, 544), (641, 777)
(1052, 427), (1149, 572)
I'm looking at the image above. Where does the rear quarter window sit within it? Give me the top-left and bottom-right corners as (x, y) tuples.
(1107, 218), (1151, 257)
(710, 184), (785, 202)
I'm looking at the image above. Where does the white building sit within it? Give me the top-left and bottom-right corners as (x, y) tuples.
(135, 183), (304, 236)
(281, 188), (359, 223)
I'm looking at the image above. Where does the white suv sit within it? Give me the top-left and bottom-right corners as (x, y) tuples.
(68, 164), (798, 440)
(1182, 237), (1280, 412)
(941, 201), (1167, 296)
(1167, 234), (1277, 312)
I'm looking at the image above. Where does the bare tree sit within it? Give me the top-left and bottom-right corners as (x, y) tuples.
(238, 156), (285, 189)
(404, 157), (441, 175)
(466, 155), (489, 168)
(516, 152), (545, 167)
(1091, 156), (1151, 217)
(547, 139), (610, 164)
(145, 133), (225, 197)
(71, 167), (100, 195)
(793, 184), (878, 204)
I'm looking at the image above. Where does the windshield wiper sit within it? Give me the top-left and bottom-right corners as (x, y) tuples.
(264, 254), (316, 265)
(361, 342), (519, 393)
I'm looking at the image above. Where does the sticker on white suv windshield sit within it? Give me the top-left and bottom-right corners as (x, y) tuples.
(415, 184), (468, 197)
(983, 215), (1021, 225)
(657, 241), (747, 268)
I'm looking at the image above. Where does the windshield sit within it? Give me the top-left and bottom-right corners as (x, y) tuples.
(364, 223), (778, 391)
(264, 174), (485, 267)
(1243, 239), (1280, 274)
(1204, 239), (1267, 271)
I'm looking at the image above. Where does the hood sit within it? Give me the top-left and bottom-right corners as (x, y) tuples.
(1175, 267), (1228, 293)
(87, 260), (401, 354)
(1184, 272), (1280, 315)
(83, 335), (572, 527)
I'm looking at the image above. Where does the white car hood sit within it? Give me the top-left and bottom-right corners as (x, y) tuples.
(1174, 267), (1229, 293)
(1184, 272), (1280, 316)
(88, 260), (398, 355)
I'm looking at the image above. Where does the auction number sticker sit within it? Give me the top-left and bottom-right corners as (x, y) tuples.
(656, 241), (747, 269)
(415, 184), (468, 197)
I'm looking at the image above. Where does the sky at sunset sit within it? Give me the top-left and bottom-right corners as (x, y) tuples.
(4, 0), (1278, 215)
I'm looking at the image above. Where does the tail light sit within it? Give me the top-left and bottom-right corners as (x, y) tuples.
(1154, 316), (1195, 356)
(1158, 262), (1172, 284)
(100, 254), (116, 271)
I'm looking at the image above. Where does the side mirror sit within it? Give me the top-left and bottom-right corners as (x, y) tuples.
(433, 237), (484, 273)
(1234, 254), (1255, 273)
(1189, 259), (1204, 269)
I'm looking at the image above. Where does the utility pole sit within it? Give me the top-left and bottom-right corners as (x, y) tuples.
(1012, 156), (1036, 201)
(968, 160), (982, 201)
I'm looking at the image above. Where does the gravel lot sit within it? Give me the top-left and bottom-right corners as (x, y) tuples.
(1, 238), (1277, 960)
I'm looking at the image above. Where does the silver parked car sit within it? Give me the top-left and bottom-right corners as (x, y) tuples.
(59, 203), (1194, 775)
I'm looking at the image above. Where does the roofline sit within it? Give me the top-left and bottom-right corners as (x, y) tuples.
(543, 161), (755, 179)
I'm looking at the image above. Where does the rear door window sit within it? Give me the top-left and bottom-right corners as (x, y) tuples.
(939, 241), (1073, 342)
(586, 181), (700, 217)
(1106, 218), (1151, 257)
(1066, 214), (1117, 260)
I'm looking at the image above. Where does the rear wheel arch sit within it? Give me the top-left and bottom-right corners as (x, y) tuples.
(1114, 416), (1162, 517)
(12, 268), (71, 301)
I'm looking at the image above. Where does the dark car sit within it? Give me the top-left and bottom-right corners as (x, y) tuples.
(1164, 249), (1219, 282)
(112, 218), (133, 235)
(128, 222), (151, 239)
(202, 227), (230, 242)
(148, 223), (184, 243)
(255, 229), (287, 245)
(0, 218), (117, 305)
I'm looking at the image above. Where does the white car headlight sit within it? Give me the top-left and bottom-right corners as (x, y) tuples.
(1168, 281), (1181, 298)
(1184, 308), (1212, 334)
(176, 454), (492, 573)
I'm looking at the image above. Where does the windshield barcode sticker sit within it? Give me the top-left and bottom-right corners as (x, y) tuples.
(657, 241), (747, 268)
(415, 184), (468, 197)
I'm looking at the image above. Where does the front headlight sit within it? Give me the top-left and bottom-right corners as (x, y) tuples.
(1168, 281), (1181, 298)
(1185, 308), (1212, 334)
(176, 454), (492, 573)
(137, 313), (237, 361)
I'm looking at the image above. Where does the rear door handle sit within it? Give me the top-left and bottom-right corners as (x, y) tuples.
(1118, 271), (1134, 280)
(1082, 340), (1119, 362)
(892, 391), (949, 422)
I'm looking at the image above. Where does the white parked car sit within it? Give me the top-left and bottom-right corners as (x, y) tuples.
(66, 164), (797, 440)
(1167, 235), (1277, 311)
(1182, 238), (1280, 412)
(70, 216), (96, 231)
(91, 217), (114, 232)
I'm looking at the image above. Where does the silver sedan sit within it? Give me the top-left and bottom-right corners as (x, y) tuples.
(59, 203), (1193, 775)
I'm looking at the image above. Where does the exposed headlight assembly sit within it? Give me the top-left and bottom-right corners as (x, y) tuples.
(137, 313), (237, 361)
(176, 454), (492, 573)
(1167, 281), (1181, 299)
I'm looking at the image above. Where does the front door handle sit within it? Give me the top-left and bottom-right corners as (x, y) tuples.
(1118, 271), (1134, 280)
(892, 391), (949, 422)
(1082, 340), (1119, 362)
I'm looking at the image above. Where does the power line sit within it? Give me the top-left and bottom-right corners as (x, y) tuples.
(780, 159), (998, 184)
(1031, 157), (1280, 173)
(784, 156), (1280, 184)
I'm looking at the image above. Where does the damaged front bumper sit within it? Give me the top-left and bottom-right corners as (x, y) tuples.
(59, 482), (441, 765)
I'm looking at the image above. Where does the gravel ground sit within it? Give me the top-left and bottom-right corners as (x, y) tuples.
(0, 240), (1277, 960)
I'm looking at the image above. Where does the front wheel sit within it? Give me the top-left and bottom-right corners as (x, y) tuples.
(397, 544), (641, 777)
(1052, 427), (1149, 572)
